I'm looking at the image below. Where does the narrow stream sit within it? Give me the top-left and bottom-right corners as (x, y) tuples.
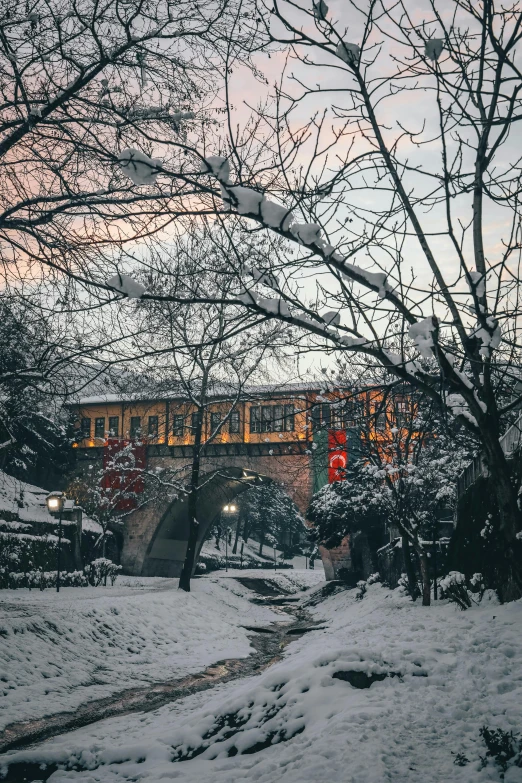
(0, 578), (325, 781)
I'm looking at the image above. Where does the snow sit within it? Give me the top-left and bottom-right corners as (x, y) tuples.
(409, 316), (436, 359)
(0, 576), (279, 733)
(446, 394), (478, 427)
(260, 199), (294, 231)
(290, 223), (322, 245)
(117, 148), (161, 186)
(202, 156), (230, 183)
(425, 38), (444, 61)
(322, 310), (340, 327)
(257, 297), (291, 316)
(0, 468), (101, 534)
(242, 264), (279, 289)
(313, 0), (328, 20)
(340, 334), (366, 347)
(340, 262), (390, 298)
(106, 272), (147, 299)
(3, 581), (521, 783)
(336, 41), (360, 64)
(469, 271), (485, 299)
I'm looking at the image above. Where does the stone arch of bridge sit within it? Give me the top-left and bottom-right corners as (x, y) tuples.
(137, 467), (273, 578)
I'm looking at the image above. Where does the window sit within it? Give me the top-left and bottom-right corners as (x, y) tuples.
(273, 405), (284, 432)
(210, 412), (222, 433)
(342, 400), (356, 428)
(229, 410), (240, 434)
(395, 398), (409, 427)
(191, 411), (202, 432)
(284, 404), (295, 432)
(250, 406), (261, 433)
(108, 416), (119, 437)
(94, 417), (105, 439)
(172, 414), (184, 437)
(130, 416), (141, 438)
(80, 418), (91, 439)
(261, 406), (273, 432)
(311, 403), (330, 430)
(375, 411), (387, 431)
(148, 415), (159, 439)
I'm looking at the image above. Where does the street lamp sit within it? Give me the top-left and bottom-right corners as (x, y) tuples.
(46, 492), (65, 592)
(223, 504), (237, 572)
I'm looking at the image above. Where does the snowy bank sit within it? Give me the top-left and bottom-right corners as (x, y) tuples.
(0, 576), (279, 732)
(1, 581), (520, 782)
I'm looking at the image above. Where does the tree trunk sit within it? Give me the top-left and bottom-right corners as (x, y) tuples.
(418, 551), (431, 607)
(402, 534), (419, 601)
(232, 516), (242, 554)
(179, 406), (204, 593)
(483, 434), (522, 602)
(258, 531), (265, 557)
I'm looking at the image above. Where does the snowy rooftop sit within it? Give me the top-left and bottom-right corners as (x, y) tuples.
(71, 381), (355, 406)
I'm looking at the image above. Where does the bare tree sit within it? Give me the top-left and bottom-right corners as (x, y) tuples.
(0, 0), (260, 290)
(134, 231), (286, 591)
(10, 0), (522, 599)
(114, 0), (521, 599)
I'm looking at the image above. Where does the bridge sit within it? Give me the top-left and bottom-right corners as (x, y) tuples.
(70, 383), (367, 580)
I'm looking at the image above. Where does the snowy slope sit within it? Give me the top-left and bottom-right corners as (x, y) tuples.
(1, 580), (522, 782)
(0, 469), (102, 534)
(0, 577), (279, 732)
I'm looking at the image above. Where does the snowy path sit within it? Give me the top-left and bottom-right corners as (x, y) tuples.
(0, 575), (322, 754)
(1, 577), (522, 783)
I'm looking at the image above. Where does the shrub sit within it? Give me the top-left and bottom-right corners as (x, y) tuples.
(480, 726), (522, 773)
(439, 571), (486, 610)
(2, 569), (88, 589)
(84, 558), (122, 586)
(355, 580), (367, 600)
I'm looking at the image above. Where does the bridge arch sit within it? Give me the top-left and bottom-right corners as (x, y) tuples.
(126, 467), (272, 578)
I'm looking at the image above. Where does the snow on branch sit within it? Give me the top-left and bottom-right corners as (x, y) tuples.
(118, 148), (161, 186)
(408, 316), (437, 359)
(106, 273), (147, 299)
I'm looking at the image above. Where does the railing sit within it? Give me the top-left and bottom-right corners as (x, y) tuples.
(457, 410), (522, 496)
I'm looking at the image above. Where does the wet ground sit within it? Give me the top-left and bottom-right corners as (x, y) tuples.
(0, 577), (324, 776)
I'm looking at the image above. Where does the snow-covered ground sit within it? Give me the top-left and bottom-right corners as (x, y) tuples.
(1, 577), (522, 783)
(0, 575), (280, 732)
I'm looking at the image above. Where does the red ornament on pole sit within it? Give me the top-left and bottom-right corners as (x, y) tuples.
(328, 430), (347, 483)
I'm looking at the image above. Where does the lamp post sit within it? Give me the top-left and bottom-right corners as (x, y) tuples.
(223, 504), (236, 572)
(46, 492), (65, 592)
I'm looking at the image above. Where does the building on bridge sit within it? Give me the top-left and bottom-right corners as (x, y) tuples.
(69, 383), (410, 580)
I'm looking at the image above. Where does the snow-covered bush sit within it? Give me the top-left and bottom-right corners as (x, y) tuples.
(2, 569), (88, 589)
(85, 558), (122, 586)
(355, 580), (367, 600)
(439, 571), (486, 610)
(397, 572), (420, 600)
(367, 572), (381, 585)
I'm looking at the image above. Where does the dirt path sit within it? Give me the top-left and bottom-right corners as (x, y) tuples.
(0, 577), (324, 768)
